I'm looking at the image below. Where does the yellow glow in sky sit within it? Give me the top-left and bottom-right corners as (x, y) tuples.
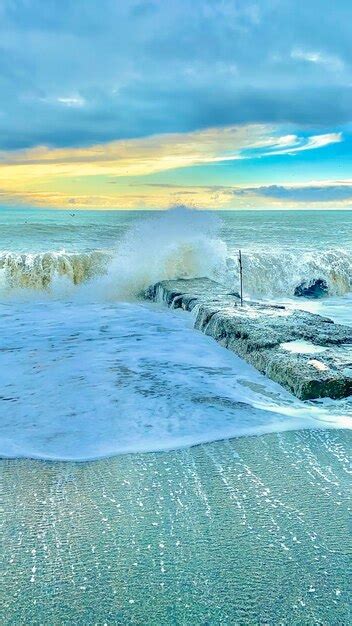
(0, 125), (345, 209)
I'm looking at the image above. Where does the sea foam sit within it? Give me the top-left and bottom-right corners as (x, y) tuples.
(0, 208), (351, 461)
(0, 300), (350, 461)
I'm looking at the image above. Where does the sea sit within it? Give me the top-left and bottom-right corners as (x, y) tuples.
(1, 206), (351, 461)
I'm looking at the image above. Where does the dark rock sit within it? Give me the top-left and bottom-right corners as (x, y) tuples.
(228, 291), (241, 298)
(294, 278), (328, 299)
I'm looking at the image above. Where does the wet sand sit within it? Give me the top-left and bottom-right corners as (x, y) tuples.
(2, 429), (351, 625)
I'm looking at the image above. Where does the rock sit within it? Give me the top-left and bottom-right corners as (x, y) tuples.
(294, 278), (328, 298)
(145, 277), (352, 400)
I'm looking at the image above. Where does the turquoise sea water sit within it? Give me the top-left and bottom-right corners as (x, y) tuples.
(1, 207), (351, 624)
(1, 207), (351, 251)
(1, 207), (351, 314)
(0, 207), (351, 460)
(2, 430), (352, 624)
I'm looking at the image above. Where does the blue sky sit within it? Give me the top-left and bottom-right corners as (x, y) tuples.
(0, 0), (351, 209)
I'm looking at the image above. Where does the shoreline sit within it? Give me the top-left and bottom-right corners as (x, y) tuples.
(1, 423), (350, 464)
(3, 428), (351, 624)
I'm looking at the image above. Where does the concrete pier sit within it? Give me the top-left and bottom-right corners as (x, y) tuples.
(145, 278), (352, 400)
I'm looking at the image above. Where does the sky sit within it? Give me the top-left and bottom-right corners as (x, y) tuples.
(0, 0), (351, 210)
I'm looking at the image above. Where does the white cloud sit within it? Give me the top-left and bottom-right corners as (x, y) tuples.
(0, 127), (343, 178)
(262, 133), (342, 156)
(56, 95), (86, 108)
(291, 48), (344, 72)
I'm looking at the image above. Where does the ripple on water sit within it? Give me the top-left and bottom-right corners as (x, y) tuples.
(2, 430), (351, 624)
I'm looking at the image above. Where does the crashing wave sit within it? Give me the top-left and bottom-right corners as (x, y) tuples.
(0, 209), (229, 300)
(0, 208), (351, 300)
(0, 250), (109, 294)
(233, 248), (352, 297)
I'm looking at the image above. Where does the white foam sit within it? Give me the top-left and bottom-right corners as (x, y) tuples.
(0, 208), (351, 309)
(234, 247), (352, 298)
(279, 293), (352, 326)
(0, 208), (230, 302)
(281, 341), (328, 354)
(91, 207), (229, 301)
(0, 300), (350, 461)
(0, 208), (351, 461)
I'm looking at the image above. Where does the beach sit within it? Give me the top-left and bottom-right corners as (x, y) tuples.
(2, 2), (352, 623)
(1, 208), (351, 624)
(3, 429), (351, 624)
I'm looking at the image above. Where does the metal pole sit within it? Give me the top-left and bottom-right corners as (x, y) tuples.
(238, 249), (243, 306)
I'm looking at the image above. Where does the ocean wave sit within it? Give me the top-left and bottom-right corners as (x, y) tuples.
(0, 250), (108, 293)
(0, 208), (229, 300)
(0, 208), (351, 300)
(235, 248), (352, 297)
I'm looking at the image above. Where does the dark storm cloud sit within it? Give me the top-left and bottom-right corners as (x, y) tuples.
(0, 0), (351, 149)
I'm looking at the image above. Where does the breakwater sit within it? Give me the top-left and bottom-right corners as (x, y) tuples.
(145, 278), (352, 400)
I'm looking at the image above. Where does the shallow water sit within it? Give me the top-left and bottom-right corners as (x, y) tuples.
(1, 299), (350, 461)
(2, 430), (351, 624)
(1, 208), (351, 624)
(0, 207), (351, 460)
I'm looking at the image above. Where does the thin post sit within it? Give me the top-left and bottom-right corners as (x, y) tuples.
(238, 249), (243, 306)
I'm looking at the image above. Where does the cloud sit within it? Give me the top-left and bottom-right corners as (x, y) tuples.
(0, 115), (348, 209)
(233, 183), (352, 203)
(0, 0), (351, 149)
(0, 125), (342, 175)
(291, 49), (344, 72)
(250, 133), (342, 157)
(0, 124), (344, 210)
(2, 178), (352, 211)
(0, 125), (270, 184)
(134, 181), (352, 209)
(55, 95), (86, 108)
